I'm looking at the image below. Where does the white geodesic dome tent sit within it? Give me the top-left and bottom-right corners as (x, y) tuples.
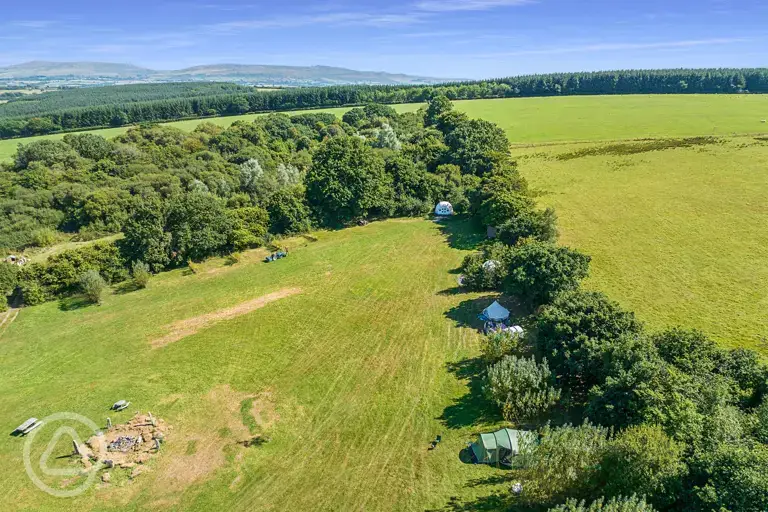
(435, 201), (454, 216)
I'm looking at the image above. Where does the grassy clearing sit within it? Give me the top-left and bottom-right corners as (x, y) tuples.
(517, 135), (768, 353)
(0, 219), (507, 511)
(5, 94), (768, 162)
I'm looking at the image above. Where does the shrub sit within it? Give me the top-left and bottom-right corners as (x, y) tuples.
(79, 270), (107, 304)
(533, 290), (643, 398)
(30, 227), (58, 247)
(520, 423), (610, 505)
(460, 242), (513, 291)
(131, 261), (151, 289)
(756, 398), (768, 443)
(481, 330), (525, 364)
(600, 424), (686, 509)
(548, 496), (656, 512)
(502, 239), (590, 308)
(20, 280), (48, 306)
(0, 262), (19, 297)
(485, 355), (560, 423)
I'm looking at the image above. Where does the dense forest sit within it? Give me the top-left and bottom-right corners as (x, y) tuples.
(0, 82), (252, 118)
(0, 97), (766, 510)
(1, 68), (766, 139)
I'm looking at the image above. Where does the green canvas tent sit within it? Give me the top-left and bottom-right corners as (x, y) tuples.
(470, 428), (535, 465)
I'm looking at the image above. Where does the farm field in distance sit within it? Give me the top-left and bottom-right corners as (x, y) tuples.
(516, 135), (768, 353)
(0, 219), (504, 511)
(3, 94), (768, 162)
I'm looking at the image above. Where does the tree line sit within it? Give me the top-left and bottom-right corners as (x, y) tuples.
(2, 68), (767, 139)
(453, 95), (768, 511)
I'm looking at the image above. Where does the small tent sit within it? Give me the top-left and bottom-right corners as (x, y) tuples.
(435, 201), (454, 216)
(482, 301), (510, 322)
(470, 428), (535, 465)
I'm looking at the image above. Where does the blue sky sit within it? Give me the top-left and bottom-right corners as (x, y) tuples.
(0, 0), (765, 78)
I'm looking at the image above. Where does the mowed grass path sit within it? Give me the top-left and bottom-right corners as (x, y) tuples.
(518, 137), (768, 352)
(0, 219), (505, 511)
(4, 94), (768, 162)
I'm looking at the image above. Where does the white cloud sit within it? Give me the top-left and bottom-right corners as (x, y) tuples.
(481, 38), (750, 57)
(207, 11), (424, 32)
(415, 0), (534, 12)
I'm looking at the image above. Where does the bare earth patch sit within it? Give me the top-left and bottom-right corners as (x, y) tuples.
(151, 288), (302, 348)
(149, 385), (277, 505)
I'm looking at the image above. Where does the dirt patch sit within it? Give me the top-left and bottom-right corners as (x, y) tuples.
(250, 390), (279, 431)
(556, 136), (721, 161)
(151, 385), (275, 501)
(84, 413), (170, 471)
(151, 288), (302, 348)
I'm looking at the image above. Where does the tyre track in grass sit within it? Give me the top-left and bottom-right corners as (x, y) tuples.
(235, 225), (402, 509)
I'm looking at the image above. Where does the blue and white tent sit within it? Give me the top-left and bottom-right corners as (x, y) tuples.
(481, 301), (510, 322)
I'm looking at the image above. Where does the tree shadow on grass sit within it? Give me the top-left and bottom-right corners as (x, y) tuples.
(437, 217), (486, 251)
(428, 493), (509, 512)
(113, 280), (141, 295)
(58, 295), (94, 311)
(444, 295), (500, 329)
(439, 357), (499, 430)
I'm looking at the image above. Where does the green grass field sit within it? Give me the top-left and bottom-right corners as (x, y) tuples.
(2, 94), (768, 509)
(516, 136), (768, 352)
(4, 94), (768, 163)
(0, 219), (506, 511)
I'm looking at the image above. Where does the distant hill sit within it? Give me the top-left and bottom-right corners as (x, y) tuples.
(0, 61), (453, 86)
(0, 61), (153, 78)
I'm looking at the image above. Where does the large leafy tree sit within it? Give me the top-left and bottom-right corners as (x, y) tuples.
(444, 118), (510, 176)
(600, 424), (686, 509)
(166, 192), (233, 263)
(306, 136), (393, 226)
(502, 240), (590, 308)
(533, 289), (643, 398)
(120, 198), (171, 271)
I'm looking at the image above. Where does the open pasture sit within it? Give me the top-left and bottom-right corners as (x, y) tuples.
(516, 135), (768, 352)
(0, 219), (506, 511)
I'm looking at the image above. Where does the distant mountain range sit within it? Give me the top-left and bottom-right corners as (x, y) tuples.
(0, 61), (455, 86)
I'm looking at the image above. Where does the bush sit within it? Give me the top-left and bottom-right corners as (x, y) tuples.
(30, 227), (58, 247)
(19, 280), (49, 306)
(481, 330), (525, 364)
(460, 242), (513, 291)
(600, 424), (686, 509)
(79, 269), (107, 304)
(548, 496), (656, 512)
(0, 262), (19, 297)
(756, 398), (768, 443)
(520, 423), (610, 505)
(503, 240), (591, 307)
(533, 290), (644, 399)
(485, 355), (560, 423)
(131, 261), (151, 289)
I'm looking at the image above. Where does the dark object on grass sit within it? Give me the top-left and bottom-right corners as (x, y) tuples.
(264, 251), (288, 263)
(12, 418), (43, 436)
(429, 434), (442, 450)
(111, 400), (130, 411)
